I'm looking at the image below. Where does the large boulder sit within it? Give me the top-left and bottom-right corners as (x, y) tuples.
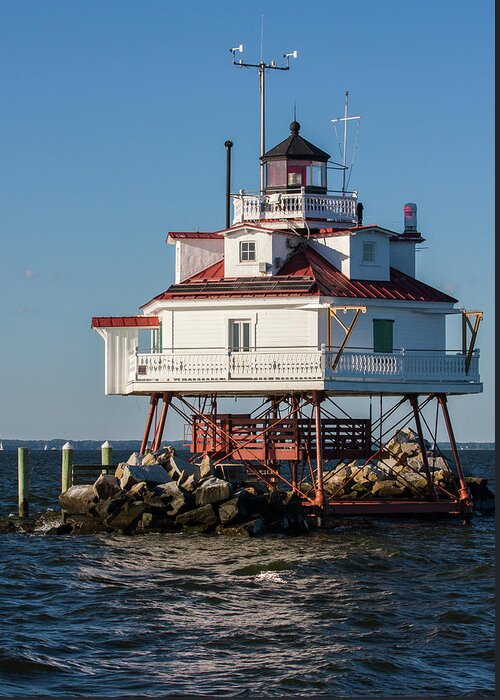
(168, 454), (197, 483)
(217, 490), (250, 526)
(126, 481), (150, 500)
(90, 494), (128, 519)
(33, 511), (72, 534)
(153, 482), (183, 501)
(221, 516), (266, 538)
(194, 477), (232, 506)
(175, 504), (218, 529)
(119, 464), (171, 490)
(105, 501), (148, 533)
(0, 518), (18, 533)
(194, 454), (214, 481)
(398, 472), (430, 494)
(372, 480), (406, 498)
(127, 452), (143, 466)
(66, 514), (110, 534)
(93, 474), (122, 501)
(59, 485), (97, 514)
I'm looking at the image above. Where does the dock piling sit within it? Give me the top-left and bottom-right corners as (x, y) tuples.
(62, 442), (74, 493)
(17, 447), (29, 517)
(101, 440), (113, 473)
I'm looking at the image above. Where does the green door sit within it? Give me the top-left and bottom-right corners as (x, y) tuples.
(373, 319), (394, 353)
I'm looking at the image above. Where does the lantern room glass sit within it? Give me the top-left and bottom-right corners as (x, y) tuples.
(266, 159), (326, 189)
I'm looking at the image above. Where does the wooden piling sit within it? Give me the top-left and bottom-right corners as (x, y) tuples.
(62, 442), (74, 493)
(18, 447), (29, 517)
(101, 440), (112, 473)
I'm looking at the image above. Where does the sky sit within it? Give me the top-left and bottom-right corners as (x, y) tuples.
(0, 0), (494, 442)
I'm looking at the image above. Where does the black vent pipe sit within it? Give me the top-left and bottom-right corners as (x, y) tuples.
(225, 140), (233, 228)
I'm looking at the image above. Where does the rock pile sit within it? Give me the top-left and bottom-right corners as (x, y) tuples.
(318, 427), (467, 501)
(56, 448), (309, 537)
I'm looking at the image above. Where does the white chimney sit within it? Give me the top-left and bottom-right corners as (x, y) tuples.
(404, 203), (417, 233)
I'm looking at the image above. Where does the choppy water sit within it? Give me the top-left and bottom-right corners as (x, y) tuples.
(0, 450), (495, 696)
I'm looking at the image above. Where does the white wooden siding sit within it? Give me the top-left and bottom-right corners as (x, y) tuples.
(170, 306), (314, 351)
(174, 239), (224, 283)
(320, 305), (446, 352)
(389, 240), (417, 277)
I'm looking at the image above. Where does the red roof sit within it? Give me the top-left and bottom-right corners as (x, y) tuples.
(186, 258), (225, 281)
(280, 248), (457, 302)
(141, 247), (457, 304)
(167, 232), (223, 240)
(92, 316), (160, 328)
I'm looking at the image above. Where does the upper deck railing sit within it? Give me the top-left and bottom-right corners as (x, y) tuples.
(232, 190), (358, 225)
(128, 349), (480, 386)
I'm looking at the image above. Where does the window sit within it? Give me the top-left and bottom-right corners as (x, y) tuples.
(363, 241), (376, 263)
(266, 160), (287, 187)
(306, 162), (327, 188)
(230, 320), (251, 352)
(373, 319), (394, 353)
(240, 241), (256, 262)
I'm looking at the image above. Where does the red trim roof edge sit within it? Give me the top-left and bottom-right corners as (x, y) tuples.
(92, 316), (160, 328)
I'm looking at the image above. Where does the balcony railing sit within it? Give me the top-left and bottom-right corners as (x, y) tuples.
(129, 349), (480, 385)
(232, 190), (358, 225)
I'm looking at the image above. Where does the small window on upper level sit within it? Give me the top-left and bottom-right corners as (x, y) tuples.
(240, 241), (256, 262)
(363, 241), (376, 263)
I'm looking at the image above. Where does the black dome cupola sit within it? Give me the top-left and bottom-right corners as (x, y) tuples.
(261, 121), (330, 194)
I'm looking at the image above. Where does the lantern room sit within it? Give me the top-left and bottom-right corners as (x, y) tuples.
(262, 121), (330, 194)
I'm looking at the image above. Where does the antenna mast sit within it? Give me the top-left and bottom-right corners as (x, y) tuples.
(331, 91), (360, 195)
(229, 42), (298, 194)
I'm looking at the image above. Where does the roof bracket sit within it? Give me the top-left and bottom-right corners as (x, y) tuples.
(461, 310), (483, 374)
(327, 305), (366, 372)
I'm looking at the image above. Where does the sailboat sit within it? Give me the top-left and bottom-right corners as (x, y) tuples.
(0, 441), (3, 451)
(44, 444), (48, 451)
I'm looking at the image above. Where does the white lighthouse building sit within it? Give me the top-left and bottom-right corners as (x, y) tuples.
(92, 117), (482, 519)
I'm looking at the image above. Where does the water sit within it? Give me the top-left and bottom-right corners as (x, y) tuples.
(0, 450), (495, 696)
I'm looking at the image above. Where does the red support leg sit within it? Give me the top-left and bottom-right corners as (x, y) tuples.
(436, 394), (472, 510)
(408, 394), (435, 499)
(151, 393), (172, 452)
(312, 391), (325, 509)
(140, 394), (159, 456)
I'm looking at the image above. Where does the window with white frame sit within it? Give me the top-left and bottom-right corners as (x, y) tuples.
(230, 320), (251, 352)
(240, 240), (256, 262)
(362, 241), (376, 263)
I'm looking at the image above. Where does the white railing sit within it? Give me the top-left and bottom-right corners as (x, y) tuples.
(325, 351), (480, 383)
(129, 349), (480, 385)
(232, 191), (358, 224)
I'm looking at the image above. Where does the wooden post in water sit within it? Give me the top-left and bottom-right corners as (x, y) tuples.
(101, 440), (112, 473)
(61, 442), (74, 493)
(18, 447), (29, 517)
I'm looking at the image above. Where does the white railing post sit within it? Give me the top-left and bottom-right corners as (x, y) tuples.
(400, 348), (406, 382)
(320, 344), (326, 378)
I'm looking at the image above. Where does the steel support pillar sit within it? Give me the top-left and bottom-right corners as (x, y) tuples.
(408, 395), (435, 499)
(312, 391), (325, 509)
(436, 394), (472, 508)
(151, 393), (172, 452)
(140, 394), (159, 456)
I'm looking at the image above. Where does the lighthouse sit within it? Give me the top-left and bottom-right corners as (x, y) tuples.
(92, 110), (483, 520)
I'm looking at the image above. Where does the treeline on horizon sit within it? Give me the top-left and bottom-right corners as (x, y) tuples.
(0, 439), (186, 451)
(0, 439), (495, 450)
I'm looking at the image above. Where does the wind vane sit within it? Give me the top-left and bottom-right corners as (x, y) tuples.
(331, 91), (360, 194)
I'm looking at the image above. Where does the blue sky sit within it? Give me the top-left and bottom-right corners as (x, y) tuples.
(0, 0), (494, 441)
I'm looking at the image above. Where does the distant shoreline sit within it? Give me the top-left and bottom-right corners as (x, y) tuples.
(0, 440), (495, 451)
